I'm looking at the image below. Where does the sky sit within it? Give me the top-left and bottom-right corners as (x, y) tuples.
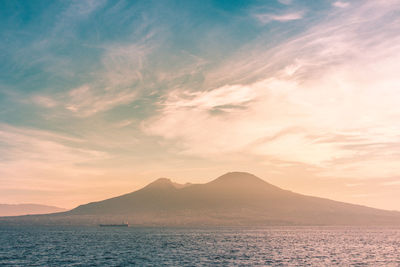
(1, 0), (400, 210)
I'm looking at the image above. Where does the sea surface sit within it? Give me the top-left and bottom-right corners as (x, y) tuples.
(0, 226), (399, 266)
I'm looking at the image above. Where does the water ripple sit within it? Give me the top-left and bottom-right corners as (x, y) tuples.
(0, 226), (399, 266)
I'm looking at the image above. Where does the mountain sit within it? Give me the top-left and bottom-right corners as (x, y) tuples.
(1, 172), (399, 226)
(0, 203), (67, 216)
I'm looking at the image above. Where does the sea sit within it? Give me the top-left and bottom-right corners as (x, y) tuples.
(0, 226), (399, 266)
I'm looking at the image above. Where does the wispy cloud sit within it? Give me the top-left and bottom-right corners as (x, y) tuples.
(381, 180), (400, 186)
(278, 0), (293, 5)
(64, 38), (155, 116)
(62, 35), (155, 116)
(332, 1), (350, 8)
(0, 124), (106, 165)
(65, 84), (137, 117)
(0, 123), (114, 207)
(52, 0), (107, 35)
(255, 11), (304, 24)
(1, 0), (156, 118)
(144, 0), (400, 178)
(32, 95), (58, 108)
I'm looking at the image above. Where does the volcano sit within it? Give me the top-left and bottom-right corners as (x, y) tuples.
(2, 172), (400, 226)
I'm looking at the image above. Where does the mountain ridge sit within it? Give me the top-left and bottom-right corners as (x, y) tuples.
(1, 172), (399, 226)
(0, 203), (67, 217)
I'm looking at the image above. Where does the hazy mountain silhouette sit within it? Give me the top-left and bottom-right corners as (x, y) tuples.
(0, 203), (67, 216)
(1, 172), (400, 226)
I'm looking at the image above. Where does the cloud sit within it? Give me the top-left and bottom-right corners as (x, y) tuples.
(101, 43), (151, 87)
(0, 124), (109, 194)
(144, 0), (400, 178)
(0, 124), (106, 165)
(345, 183), (363, 187)
(114, 120), (134, 128)
(332, 1), (350, 8)
(64, 41), (152, 117)
(2, 0), (155, 118)
(381, 180), (400, 186)
(32, 96), (58, 108)
(255, 11), (304, 24)
(52, 0), (106, 35)
(0, 124), (134, 208)
(143, 77), (356, 165)
(65, 84), (137, 117)
(278, 0), (293, 5)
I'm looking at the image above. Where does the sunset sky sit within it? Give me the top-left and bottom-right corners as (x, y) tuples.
(1, 0), (400, 210)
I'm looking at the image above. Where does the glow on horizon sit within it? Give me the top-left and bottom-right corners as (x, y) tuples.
(1, 0), (400, 210)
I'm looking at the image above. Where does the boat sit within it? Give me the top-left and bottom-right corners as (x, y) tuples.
(99, 222), (129, 227)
